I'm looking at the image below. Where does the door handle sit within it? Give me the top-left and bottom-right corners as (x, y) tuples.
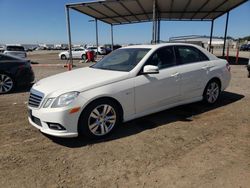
(202, 65), (209, 69)
(171, 72), (179, 77)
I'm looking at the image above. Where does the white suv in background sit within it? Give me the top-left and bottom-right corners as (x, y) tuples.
(59, 48), (86, 60)
(3, 45), (27, 59)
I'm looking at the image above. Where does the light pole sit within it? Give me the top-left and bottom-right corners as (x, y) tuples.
(89, 19), (99, 52)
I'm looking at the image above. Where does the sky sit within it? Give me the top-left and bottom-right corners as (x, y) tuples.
(0, 0), (249, 45)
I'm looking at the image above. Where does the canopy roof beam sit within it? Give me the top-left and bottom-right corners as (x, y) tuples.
(101, 3), (132, 23)
(135, 0), (150, 20)
(180, 0), (193, 20)
(118, 1), (141, 22)
(191, 0), (210, 19)
(202, 0), (228, 20)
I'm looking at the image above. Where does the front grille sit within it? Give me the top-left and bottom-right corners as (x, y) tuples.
(28, 89), (44, 108)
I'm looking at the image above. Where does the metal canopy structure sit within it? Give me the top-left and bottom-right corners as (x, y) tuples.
(68, 0), (247, 24)
(65, 0), (248, 69)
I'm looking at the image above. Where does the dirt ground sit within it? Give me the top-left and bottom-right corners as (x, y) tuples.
(0, 52), (250, 188)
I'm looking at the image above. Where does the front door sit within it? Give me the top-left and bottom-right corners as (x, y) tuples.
(134, 46), (181, 114)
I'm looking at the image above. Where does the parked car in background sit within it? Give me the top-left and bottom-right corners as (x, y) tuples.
(0, 46), (4, 53)
(28, 43), (231, 139)
(86, 46), (106, 55)
(0, 53), (34, 94)
(240, 44), (250, 51)
(59, 48), (86, 60)
(3, 45), (27, 59)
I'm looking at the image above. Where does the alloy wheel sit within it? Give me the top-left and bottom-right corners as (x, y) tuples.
(0, 74), (14, 94)
(206, 82), (220, 104)
(88, 104), (117, 136)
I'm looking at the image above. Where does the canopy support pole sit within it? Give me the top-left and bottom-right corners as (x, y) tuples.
(152, 0), (156, 44)
(222, 12), (229, 56)
(65, 5), (73, 70)
(157, 18), (161, 43)
(209, 20), (214, 52)
(111, 24), (114, 51)
(95, 18), (99, 53)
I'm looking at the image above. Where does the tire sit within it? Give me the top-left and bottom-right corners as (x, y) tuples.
(78, 99), (121, 139)
(61, 54), (67, 60)
(81, 54), (86, 60)
(203, 80), (221, 104)
(0, 73), (14, 94)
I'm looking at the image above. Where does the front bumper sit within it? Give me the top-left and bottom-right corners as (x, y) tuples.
(28, 106), (81, 138)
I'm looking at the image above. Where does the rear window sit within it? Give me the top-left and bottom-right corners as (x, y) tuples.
(0, 54), (18, 61)
(6, 46), (25, 51)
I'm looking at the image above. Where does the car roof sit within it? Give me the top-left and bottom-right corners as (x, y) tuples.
(122, 43), (202, 50)
(122, 42), (218, 61)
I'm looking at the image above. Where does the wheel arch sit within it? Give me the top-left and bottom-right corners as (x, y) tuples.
(203, 77), (222, 97)
(77, 96), (124, 126)
(207, 77), (221, 89)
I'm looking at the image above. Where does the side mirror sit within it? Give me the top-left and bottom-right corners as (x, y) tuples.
(142, 65), (159, 74)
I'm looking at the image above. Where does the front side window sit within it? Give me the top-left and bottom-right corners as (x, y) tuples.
(145, 46), (176, 69)
(175, 46), (209, 64)
(92, 48), (150, 72)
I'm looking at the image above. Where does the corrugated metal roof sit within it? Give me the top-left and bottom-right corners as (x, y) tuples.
(67, 0), (248, 25)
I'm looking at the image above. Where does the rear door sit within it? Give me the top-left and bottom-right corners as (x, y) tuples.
(174, 45), (211, 100)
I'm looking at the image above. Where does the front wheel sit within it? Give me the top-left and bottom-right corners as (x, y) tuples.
(78, 99), (121, 139)
(203, 80), (221, 104)
(0, 74), (14, 94)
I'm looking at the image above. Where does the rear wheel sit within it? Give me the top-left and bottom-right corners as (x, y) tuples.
(0, 74), (14, 94)
(78, 99), (121, 139)
(81, 54), (86, 60)
(203, 80), (221, 104)
(61, 54), (67, 60)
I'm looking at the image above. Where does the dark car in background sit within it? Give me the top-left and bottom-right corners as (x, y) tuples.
(240, 44), (250, 51)
(0, 53), (34, 94)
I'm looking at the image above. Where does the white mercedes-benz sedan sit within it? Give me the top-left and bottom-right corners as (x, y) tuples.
(28, 43), (231, 138)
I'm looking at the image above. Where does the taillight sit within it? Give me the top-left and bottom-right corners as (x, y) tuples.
(226, 63), (231, 72)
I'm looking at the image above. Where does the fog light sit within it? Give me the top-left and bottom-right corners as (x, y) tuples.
(47, 123), (66, 130)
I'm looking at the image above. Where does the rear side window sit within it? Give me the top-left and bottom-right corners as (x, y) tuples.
(175, 46), (209, 64)
(6, 46), (25, 51)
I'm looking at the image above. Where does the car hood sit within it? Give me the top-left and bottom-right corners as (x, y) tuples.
(32, 67), (130, 97)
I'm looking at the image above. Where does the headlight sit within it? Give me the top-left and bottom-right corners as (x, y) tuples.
(51, 91), (79, 108)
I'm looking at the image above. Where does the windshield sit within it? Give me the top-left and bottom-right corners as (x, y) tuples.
(92, 48), (150, 72)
